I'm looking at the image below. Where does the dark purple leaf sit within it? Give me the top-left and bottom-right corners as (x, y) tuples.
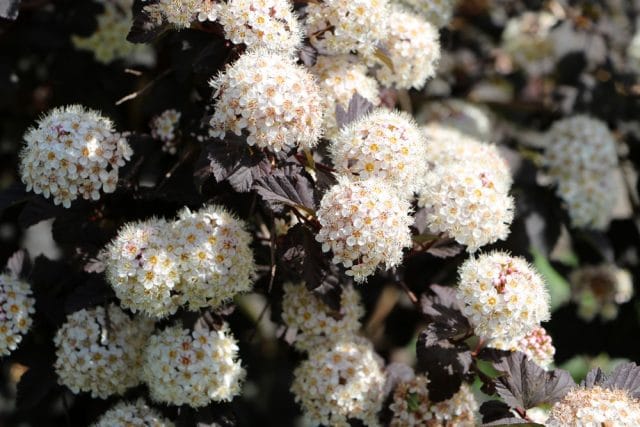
(0, 182), (31, 216)
(17, 197), (58, 229)
(426, 237), (464, 258)
(0, 0), (20, 20)
(581, 366), (606, 388)
(64, 276), (114, 313)
(253, 165), (316, 213)
(479, 400), (515, 424)
(16, 364), (57, 409)
(601, 362), (640, 398)
(335, 93), (375, 130)
(298, 43), (318, 67)
(127, 0), (169, 44)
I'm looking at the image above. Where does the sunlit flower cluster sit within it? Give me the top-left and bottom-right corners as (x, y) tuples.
(105, 206), (256, 318)
(492, 326), (555, 369)
(396, 0), (456, 28)
(218, 0), (302, 53)
(329, 109), (428, 196)
(570, 264), (634, 322)
(72, 0), (154, 65)
(373, 7), (440, 89)
(416, 100), (492, 141)
(457, 252), (550, 344)
(389, 375), (477, 427)
(150, 109), (181, 155)
(316, 177), (413, 282)
(547, 386), (640, 426)
(501, 12), (557, 75)
(93, 399), (174, 427)
(209, 49), (324, 152)
(0, 272), (35, 356)
(281, 282), (363, 351)
(53, 304), (154, 399)
(143, 0), (218, 28)
(304, 0), (390, 56)
(418, 126), (514, 251)
(311, 55), (380, 139)
(142, 324), (245, 407)
(291, 337), (385, 427)
(542, 115), (619, 230)
(19, 105), (133, 208)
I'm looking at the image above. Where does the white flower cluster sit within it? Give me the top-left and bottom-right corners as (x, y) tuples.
(105, 206), (256, 318)
(53, 304), (154, 399)
(501, 12), (557, 75)
(0, 272), (35, 356)
(281, 282), (363, 352)
(329, 109), (428, 196)
(542, 115), (619, 230)
(150, 109), (181, 155)
(143, 0), (218, 29)
(627, 29), (640, 73)
(291, 337), (386, 427)
(19, 105), (133, 208)
(457, 252), (550, 344)
(547, 386), (640, 426)
(492, 326), (555, 369)
(311, 55), (380, 139)
(316, 177), (413, 282)
(389, 375), (477, 427)
(570, 264), (634, 322)
(209, 49), (324, 152)
(416, 99), (492, 141)
(218, 0), (302, 53)
(418, 126), (514, 251)
(304, 0), (390, 56)
(373, 7), (440, 89)
(72, 0), (153, 65)
(396, 0), (456, 28)
(142, 324), (245, 407)
(93, 399), (174, 427)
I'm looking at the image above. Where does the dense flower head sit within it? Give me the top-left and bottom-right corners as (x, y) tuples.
(304, 0), (390, 56)
(316, 177), (413, 282)
(492, 326), (555, 369)
(389, 375), (477, 427)
(172, 205), (256, 311)
(329, 109), (428, 196)
(150, 109), (181, 154)
(217, 0), (302, 53)
(142, 323), (245, 407)
(72, 0), (153, 65)
(209, 48), (324, 152)
(0, 272), (35, 356)
(418, 127), (514, 251)
(501, 11), (557, 75)
(373, 7), (440, 89)
(542, 115), (619, 230)
(547, 386), (640, 426)
(281, 282), (363, 351)
(53, 304), (154, 399)
(416, 100), (492, 141)
(570, 264), (634, 322)
(105, 218), (182, 318)
(143, 0), (218, 28)
(457, 252), (550, 343)
(311, 55), (380, 139)
(395, 0), (456, 28)
(19, 105), (132, 208)
(291, 337), (385, 427)
(93, 399), (174, 427)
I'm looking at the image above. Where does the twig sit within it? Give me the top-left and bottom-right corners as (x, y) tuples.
(268, 217), (277, 293)
(155, 145), (197, 192)
(397, 281), (419, 307)
(116, 69), (172, 106)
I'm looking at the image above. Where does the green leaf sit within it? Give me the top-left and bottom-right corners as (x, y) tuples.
(531, 248), (571, 311)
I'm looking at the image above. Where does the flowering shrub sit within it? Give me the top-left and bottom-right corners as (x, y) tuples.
(1, 0), (640, 426)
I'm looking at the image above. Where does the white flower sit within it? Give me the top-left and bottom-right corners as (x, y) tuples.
(0, 272), (35, 356)
(395, 0), (456, 28)
(329, 109), (428, 197)
(627, 29), (640, 73)
(311, 55), (380, 139)
(282, 282), (364, 352)
(542, 115), (619, 230)
(54, 304), (154, 399)
(570, 264), (634, 322)
(389, 374), (477, 427)
(501, 11), (557, 76)
(142, 323), (245, 407)
(415, 99), (492, 141)
(291, 337), (385, 427)
(456, 252), (550, 344)
(143, 0), (218, 28)
(19, 105), (132, 208)
(304, 0), (390, 56)
(373, 7), (440, 89)
(547, 386), (640, 426)
(150, 109), (181, 154)
(491, 326), (555, 369)
(316, 178), (413, 283)
(93, 399), (174, 427)
(209, 48), (324, 152)
(218, 0), (303, 53)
